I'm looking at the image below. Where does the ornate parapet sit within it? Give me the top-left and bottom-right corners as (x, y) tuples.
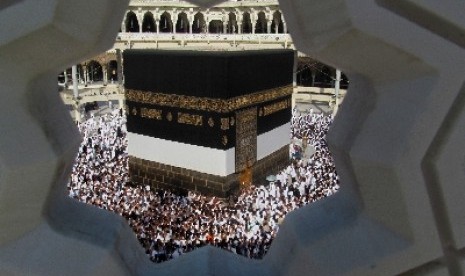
(129, 0), (279, 8)
(114, 32), (293, 50)
(118, 0), (289, 50)
(117, 32), (290, 42)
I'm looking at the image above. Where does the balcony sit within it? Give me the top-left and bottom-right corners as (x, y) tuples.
(114, 32), (293, 50)
(129, 0), (280, 7)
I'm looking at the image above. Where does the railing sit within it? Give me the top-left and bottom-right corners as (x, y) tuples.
(117, 32), (292, 43)
(60, 85), (125, 106)
(293, 86), (346, 105)
(294, 86), (347, 96)
(130, 0), (278, 4)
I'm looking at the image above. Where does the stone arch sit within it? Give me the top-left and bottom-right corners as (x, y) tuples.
(142, 12), (156, 33)
(227, 12), (238, 33)
(313, 65), (334, 88)
(296, 64), (313, 86)
(271, 10), (284, 33)
(58, 69), (68, 85)
(159, 11), (173, 33)
(242, 12), (252, 33)
(192, 12), (206, 33)
(208, 19), (223, 34)
(87, 60), (103, 82)
(59, 66), (85, 86)
(255, 11), (267, 33)
(176, 12), (189, 33)
(108, 60), (118, 82)
(125, 11), (139, 33)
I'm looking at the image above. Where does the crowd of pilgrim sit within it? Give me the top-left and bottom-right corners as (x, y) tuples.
(67, 107), (339, 262)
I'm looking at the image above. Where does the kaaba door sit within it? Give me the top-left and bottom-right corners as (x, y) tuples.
(235, 107), (257, 172)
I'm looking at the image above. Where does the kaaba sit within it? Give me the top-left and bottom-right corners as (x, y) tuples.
(125, 49), (293, 197)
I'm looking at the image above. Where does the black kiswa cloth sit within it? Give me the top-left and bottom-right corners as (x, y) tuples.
(125, 96), (291, 150)
(124, 49), (293, 150)
(123, 49), (294, 98)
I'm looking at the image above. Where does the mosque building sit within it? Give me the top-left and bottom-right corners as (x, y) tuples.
(59, 0), (346, 95)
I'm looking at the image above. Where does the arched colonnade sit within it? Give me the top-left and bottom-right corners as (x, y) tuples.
(122, 8), (286, 34)
(61, 52), (122, 86)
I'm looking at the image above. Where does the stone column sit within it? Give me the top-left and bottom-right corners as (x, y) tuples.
(250, 11), (258, 34)
(74, 105), (82, 123)
(72, 65), (79, 99)
(237, 21), (242, 34)
(86, 67), (90, 84)
(189, 15), (193, 34)
(71, 65), (81, 122)
(121, 21), (125, 33)
(137, 14), (143, 33)
(116, 49), (123, 85)
(172, 10), (177, 34)
(333, 69), (341, 115)
(292, 50), (298, 88)
(251, 11), (256, 34)
(283, 20), (287, 33)
(102, 65), (108, 86)
(83, 65), (88, 86)
(267, 21), (272, 33)
(154, 8), (160, 34)
(77, 66), (81, 84)
(118, 98), (124, 110)
(63, 69), (68, 87)
(223, 21), (227, 33)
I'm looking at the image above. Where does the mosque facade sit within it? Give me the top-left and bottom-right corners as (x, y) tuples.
(61, 0), (294, 88)
(61, 0), (345, 96)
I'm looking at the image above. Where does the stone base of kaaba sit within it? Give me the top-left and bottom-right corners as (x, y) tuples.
(129, 145), (289, 198)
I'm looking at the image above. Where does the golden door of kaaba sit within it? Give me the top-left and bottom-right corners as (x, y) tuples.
(235, 107), (257, 173)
